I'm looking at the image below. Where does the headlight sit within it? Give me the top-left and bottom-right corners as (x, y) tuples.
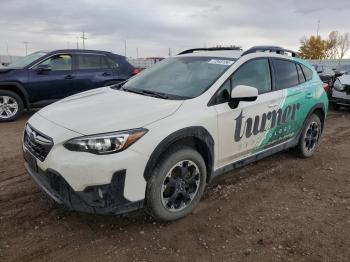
(64, 128), (148, 154)
(333, 79), (345, 92)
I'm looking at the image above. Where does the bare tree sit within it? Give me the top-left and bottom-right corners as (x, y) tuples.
(338, 32), (350, 59)
(325, 31), (338, 59)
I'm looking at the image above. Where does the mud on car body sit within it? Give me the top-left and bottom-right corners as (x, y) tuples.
(23, 46), (328, 221)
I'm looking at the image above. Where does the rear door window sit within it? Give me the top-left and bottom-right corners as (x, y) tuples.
(77, 54), (112, 70)
(273, 59), (299, 90)
(297, 64), (306, 83)
(301, 64), (313, 81)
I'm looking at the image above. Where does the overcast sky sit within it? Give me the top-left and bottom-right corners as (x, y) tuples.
(1, 0), (349, 58)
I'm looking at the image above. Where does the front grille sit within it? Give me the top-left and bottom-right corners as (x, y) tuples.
(24, 124), (53, 161)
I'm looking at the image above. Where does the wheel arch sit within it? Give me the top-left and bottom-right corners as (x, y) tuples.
(298, 103), (326, 140)
(0, 82), (30, 109)
(307, 103), (326, 131)
(143, 126), (215, 183)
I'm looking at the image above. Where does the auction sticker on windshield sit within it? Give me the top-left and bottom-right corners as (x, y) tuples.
(208, 59), (235, 66)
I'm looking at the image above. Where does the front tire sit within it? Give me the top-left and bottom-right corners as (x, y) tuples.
(297, 114), (322, 158)
(0, 90), (24, 122)
(146, 145), (207, 222)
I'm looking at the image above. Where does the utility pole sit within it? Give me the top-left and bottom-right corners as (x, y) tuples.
(5, 42), (11, 63)
(168, 48), (172, 57)
(76, 37), (79, 49)
(80, 32), (87, 49)
(124, 39), (127, 57)
(316, 20), (320, 37)
(136, 48), (139, 59)
(23, 41), (29, 56)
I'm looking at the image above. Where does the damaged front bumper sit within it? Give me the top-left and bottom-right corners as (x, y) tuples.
(24, 160), (144, 215)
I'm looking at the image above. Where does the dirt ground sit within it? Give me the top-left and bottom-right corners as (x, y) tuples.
(0, 109), (350, 262)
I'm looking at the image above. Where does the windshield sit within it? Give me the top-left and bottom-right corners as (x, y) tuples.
(122, 56), (236, 99)
(8, 51), (48, 68)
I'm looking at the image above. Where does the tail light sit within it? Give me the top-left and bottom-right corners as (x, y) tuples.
(132, 68), (139, 75)
(322, 82), (330, 93)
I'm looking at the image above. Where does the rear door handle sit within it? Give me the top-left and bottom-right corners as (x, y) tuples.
(102, 72), (112, 76)
(64, 74), (74, 80)
(268, 103), (278, 108)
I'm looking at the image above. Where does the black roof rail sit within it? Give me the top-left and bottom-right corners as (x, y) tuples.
(241, 46), (298, 57)
(178, 47), (242, 55)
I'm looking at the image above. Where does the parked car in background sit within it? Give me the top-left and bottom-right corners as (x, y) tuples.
(0, 49), (137, 121)
(334, 64), (350, 77)
(23, 46), (328, 221)
(313, 64), (335, 87)
(331, 72), (350, 110)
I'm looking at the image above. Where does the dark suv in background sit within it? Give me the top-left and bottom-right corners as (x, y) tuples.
(0, 49), (137, 121)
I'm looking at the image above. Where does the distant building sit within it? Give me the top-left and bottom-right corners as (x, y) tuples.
(307, 59), (350, 70)
(0, 55), (22, 66)
(128, 57), (165, 70)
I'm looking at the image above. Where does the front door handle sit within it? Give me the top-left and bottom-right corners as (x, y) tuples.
(102, 72), (111, 76)
(268, 103), (278, 108)
(64, 74), (74, 80)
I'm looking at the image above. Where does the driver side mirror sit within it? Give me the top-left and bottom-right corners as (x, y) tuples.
(35, 64), (51, 74)
(229, 85), (258, 109)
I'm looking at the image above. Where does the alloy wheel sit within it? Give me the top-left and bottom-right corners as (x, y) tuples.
(304, 121), (320, 152)
(0, 96), (19, 119)
(161, 160), (201, 212)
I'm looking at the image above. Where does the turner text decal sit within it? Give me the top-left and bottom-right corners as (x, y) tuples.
(234, 103), (301, 142)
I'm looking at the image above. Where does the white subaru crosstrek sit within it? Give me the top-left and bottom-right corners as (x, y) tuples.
(23, 46), (328, 221)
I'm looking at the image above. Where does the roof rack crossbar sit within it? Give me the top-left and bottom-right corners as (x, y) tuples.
(178, 47), (242, 55)
(241, 46), (297, 57)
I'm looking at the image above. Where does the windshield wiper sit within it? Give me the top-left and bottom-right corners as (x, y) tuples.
(122, 87), (169, 99)
(140, 90), (169, 99)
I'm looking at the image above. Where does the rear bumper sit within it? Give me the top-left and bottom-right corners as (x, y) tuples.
(24, 162), (144, 215)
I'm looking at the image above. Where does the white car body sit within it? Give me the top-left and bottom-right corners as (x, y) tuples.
(23, 47), (328, 218)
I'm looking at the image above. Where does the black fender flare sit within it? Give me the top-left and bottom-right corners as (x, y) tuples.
(143, 126), (215, 182)
(298, 103), (326, 139)
(0, 81), (30, 109)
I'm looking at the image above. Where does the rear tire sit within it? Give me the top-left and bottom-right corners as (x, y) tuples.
(0, 90), (24, 122)
(146, 145), (207, 222)
(297, 114), (322, 158)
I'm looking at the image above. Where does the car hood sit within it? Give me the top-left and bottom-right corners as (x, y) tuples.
(338, 74), (350, 84)
(38, 87), (183, 135)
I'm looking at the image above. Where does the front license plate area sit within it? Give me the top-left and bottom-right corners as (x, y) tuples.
(23, 147), (38, 173)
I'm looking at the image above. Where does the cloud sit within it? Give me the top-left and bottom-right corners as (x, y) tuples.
(0, 0), (349, 57)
